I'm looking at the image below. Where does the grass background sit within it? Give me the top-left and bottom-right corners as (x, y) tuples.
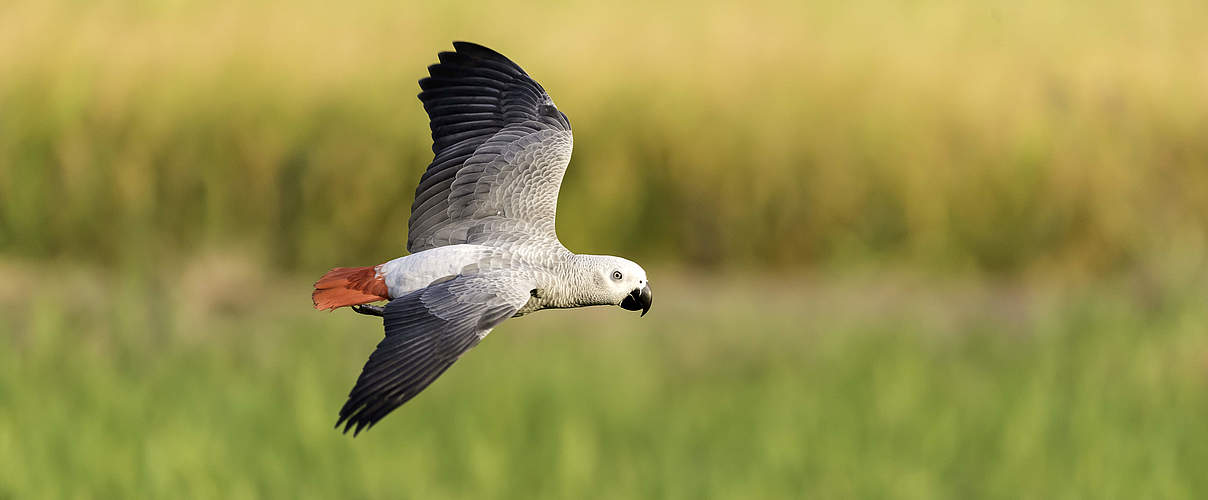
(3, 263), (1207, 499)
(2, 0), (1207, 498)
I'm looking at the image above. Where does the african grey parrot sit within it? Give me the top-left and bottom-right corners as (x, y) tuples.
(312, 42), (653, 435)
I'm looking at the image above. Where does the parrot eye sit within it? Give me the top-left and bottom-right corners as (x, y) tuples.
(611, 271), (623, 281)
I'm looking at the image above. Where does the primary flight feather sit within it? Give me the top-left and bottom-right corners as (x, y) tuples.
(312, 42), (653, 435)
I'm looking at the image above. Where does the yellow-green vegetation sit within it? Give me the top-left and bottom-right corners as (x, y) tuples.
(3, 0), (1208, 497)
(2, 0), (1206, 274)
(1, 261), (1206, 499)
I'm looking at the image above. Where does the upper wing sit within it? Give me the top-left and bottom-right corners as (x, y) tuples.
(336, 271), (532, 435)
(407, 42), (574, 253)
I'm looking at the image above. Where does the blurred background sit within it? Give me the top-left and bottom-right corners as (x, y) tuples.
(2, 0), (1207, 498)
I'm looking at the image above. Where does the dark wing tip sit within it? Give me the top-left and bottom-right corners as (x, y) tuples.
(335, 401), (385, 436)
(450, 41), (529, 75)
(450, 41), (504, 59)
(335, 402), (369, 436)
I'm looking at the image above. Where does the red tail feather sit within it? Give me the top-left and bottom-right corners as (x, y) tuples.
(312, 266), (390, 311)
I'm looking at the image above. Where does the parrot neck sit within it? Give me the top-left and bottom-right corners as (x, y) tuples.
(544, 253), (616, 308)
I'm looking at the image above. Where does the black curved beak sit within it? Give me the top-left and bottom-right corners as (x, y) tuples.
(620, 283), (653, 316)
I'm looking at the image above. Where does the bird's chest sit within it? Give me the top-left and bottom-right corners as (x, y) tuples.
(513, 276), (573, 317)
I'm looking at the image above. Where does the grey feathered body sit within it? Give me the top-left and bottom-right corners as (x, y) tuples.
(378, 241), (606, 317)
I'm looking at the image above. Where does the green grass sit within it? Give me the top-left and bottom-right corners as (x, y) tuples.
(2, 263), (1206, 499)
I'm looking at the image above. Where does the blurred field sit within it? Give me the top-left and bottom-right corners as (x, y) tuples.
(2, 0), (1207, 275)
(1, 259), (1206, 499)
(3, 0), (1208, 498)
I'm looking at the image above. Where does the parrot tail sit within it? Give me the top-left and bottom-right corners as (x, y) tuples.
(312, 266), (390, 311)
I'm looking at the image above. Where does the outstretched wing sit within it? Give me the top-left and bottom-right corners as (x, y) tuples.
(407, 41), (574, 253)
(336, 272), (532, 435)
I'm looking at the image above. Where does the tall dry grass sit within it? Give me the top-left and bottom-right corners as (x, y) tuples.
(1, 0), (1206, 277)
